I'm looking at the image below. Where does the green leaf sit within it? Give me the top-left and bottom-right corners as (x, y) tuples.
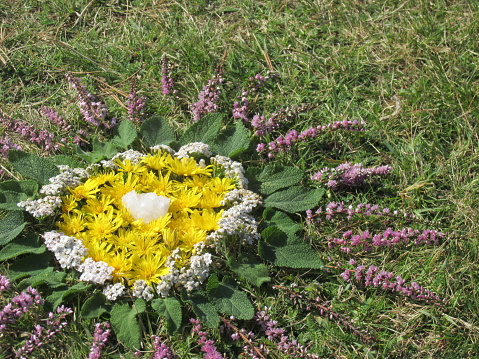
(151, 297), (182, 334)
(0, 180), (38, 196)
(8, 150), (60, 185)
(52, 155), (86, 168)
(92, 137), (119, 161)
(207, 276), (254, 320)
(182, 291), (219, 329)
(7, 253), (52, 280)
(110, 299), (146, 350)
(0, 234), (45, 261)
(258, 226), (323, 269)
(211, 120), (250, 157)
(0, 191), (28, 210)
(264, 186), (324, 213)
(0, 211), (27, 245)
(140, 116), (176, 147)
(262, 208), (302, 235)
(227, 253), (271, 287)
(46, 282), (92, 309)
(81, 292), (111, 319)
(179, 113), (223, 145)
(74, 145), (95, 163)
(257, 165), (304, 195)
(17, 267), (67, 291)
(111, 120), (137, 149)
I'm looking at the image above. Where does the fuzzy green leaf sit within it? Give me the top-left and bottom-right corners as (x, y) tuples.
(264, 186), (324, 213)
(112, 120), (137, 149)
(207, 276), (254, 320)
(151, 297), (182, 334)
(92, 137), (119, 160)
(0, 234), (45, 261)
(8, 253), (52, 281)
(81, 293), (111, 319)
(211, 120), (250, 158)
(0, 211), (27, 245)
(0, 191), (28, 210)
(8, 150), (60, 185)
(183, 291), (219, 329)
(257, 165), (304, 195)
(52, 155), (86, 169)
(0, 180), (38, 196)
(179, 113), (223, 145)
(258, 226), (323, 269)
(140, 115), (176, 147)
(17, 267), (67, 291)
(110, 299), (146, 350)
(227, 253), (271, 287)
(262, 208), (302, 235)
(46, 282), (92, 309)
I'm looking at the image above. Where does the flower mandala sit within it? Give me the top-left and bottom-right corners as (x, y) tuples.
(24, 143), (261, 301)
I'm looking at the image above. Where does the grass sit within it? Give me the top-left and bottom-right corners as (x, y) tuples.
(1, 0), (479, 357)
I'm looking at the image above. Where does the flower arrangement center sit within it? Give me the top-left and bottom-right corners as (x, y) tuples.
(122, 190), (170, 224)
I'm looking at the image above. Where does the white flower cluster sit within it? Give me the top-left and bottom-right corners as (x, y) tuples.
(175, 142), (212, 159)
(103, 283), (126, 301)
(17, 196), (62, 217)
(132, 280), (154, 301)
(150, 144), (175, 154)
(211, 155), (248, 188)
(42, 231), (88, 269)
(40, 165), (88, 195)
(98, 149), (145, 169)
(78, 258), (114, 285)
(18, 165), (88, 217)
(156, 249), (181, 297)
(156, 246), (213, 297)
(208, 188), (262, 244)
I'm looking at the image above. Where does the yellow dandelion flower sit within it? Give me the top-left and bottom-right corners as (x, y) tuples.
(125, 232), (165, 257)
(167, 156), (212, 177)
(57, 212), (86, 236)
(141, 213), (172, 234)
(180, 229), (207, 253)
(141, 152), (171, 171)
(190, 209), (223, 231)
(169, 187), (202, 213)
(183, 175), (210, 191)
(85, 208), (123, 240)
(84, 240), (114, 262)
(127, 253), (170, 286)
(69, 178), (101, 201)
(205, 177), (236, 195)
(61, 194), (78, 213)
(115, 158), (146, 175)
(138, 171), (174, 196)
(82, 196), (114, 215)
(90, 170), (117, 186)
(161, 228), (180, 251)
(199, 189), (224, 209)
(104, 251), (132, 283)
(101, 173), (140, 205)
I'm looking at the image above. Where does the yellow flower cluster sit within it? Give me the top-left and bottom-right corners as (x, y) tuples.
(57, 151), (237, 288)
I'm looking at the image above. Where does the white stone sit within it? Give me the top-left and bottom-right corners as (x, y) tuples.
(122, 190), (170, 224)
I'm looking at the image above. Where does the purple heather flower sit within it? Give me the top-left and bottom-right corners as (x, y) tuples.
(0, 275), (10, 292)
(190, 318), (224, 359)
(65, 73), (108, 128)
(126, 78), (146, 125)
(191, 71), (224, 122)
(88, 322), (111, 359)
(152, 335), (174, 359)
(161, 55), (175, 96)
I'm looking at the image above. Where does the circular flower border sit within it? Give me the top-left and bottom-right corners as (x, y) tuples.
(19, 143), (261, 301)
